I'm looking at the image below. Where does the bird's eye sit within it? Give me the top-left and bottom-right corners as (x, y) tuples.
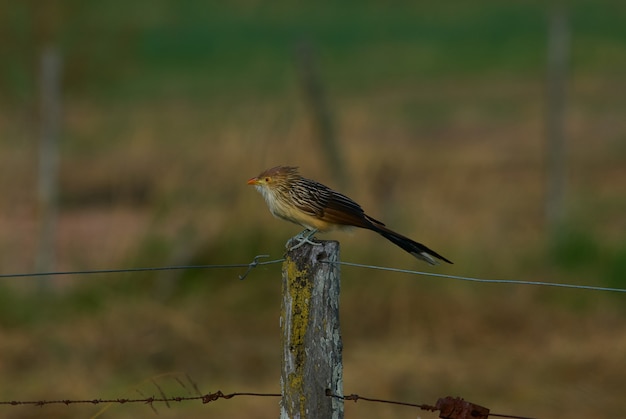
(264, 177), (271, 182)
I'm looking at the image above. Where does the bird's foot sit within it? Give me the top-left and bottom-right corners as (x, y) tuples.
(286, 229), (321, 251)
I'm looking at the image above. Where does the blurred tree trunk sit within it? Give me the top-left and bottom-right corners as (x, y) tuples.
(36, 45), (61, 280)
(34, 1), (63, 289)
(295, 41), (348, 189)
(545, 4), (569, 234)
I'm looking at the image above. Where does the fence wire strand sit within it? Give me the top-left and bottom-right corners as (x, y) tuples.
(1, 253), (624, 295)
(0, 255), (285, 279)
(1, 389), (538, 419)
(326, 390), (538, 419)
(0, 390), (281, 407)
(332, 260), (626, 293)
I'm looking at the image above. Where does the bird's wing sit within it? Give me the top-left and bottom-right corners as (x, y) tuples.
(290, 179), (384, 228)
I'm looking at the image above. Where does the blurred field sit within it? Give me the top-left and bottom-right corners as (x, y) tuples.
(1, 2), (626, 418)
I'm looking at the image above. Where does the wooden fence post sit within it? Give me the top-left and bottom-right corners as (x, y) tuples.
(280, 240), (344, 419)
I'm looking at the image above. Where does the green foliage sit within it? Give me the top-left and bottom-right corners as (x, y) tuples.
(606, 241), (626, 288)
(0, 282), (102, 329)
(3, 1), (626, 102)
(550, 225), (626, 290)
(551, 227), (601, 270)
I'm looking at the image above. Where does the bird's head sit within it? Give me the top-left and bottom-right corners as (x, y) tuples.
(248, 166), (300, 212)
(247, 166), (299, 191)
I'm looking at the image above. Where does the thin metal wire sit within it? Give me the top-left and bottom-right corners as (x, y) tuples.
(2, 253), (624, 295)
(333, 260), (626, 294)
(0, 256), (285, 279)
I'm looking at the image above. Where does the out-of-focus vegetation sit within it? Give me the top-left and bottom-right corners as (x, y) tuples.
(1, 1), (625, 418)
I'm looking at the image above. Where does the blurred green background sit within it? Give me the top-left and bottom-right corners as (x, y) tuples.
(1, 1), (626, 418)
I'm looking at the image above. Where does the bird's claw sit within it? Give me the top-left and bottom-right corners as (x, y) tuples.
(286, 229), (322, 251)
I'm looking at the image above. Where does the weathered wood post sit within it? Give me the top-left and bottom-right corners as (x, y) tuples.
(280, 240), (344, 419)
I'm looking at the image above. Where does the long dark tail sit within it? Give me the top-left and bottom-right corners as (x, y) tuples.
(365, 218), (452, 265)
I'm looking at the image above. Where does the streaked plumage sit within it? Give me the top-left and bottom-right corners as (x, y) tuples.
(248, 166), (452, 265)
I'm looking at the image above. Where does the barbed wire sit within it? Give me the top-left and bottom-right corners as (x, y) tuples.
(1, 251), (624, 294)
(0, 389), (537, 419)
(325, 390), (538, 419)
(0, 390), (280, 407)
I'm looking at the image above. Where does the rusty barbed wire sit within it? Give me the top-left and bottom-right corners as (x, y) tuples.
(325, 388), (437, 411)
(325, 390), (539, 419)
(0, 390), (281, 408)
(1, 390), (539, 419)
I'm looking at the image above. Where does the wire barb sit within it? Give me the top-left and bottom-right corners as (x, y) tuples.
(238, 254), (270, 280)
(325, 389), (437, 411)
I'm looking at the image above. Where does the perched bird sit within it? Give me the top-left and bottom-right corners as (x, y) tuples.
(247, 166), (452, 265)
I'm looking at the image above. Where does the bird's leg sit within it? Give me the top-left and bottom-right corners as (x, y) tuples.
(287, 228), (321, 250)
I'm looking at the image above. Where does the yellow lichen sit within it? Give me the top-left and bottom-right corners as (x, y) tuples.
(282, 256), (313, 416)
(283, 257), (312, 350)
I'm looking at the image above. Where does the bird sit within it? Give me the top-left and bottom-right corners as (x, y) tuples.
(247, 166), (452, 265)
